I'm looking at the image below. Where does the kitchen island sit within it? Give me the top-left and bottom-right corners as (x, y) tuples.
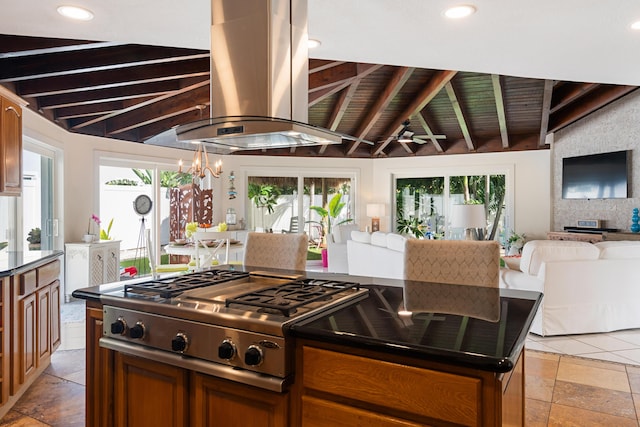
(72, 266), (542, 427)
(0, 250), (64, 419)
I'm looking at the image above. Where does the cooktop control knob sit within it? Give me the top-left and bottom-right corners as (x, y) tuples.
(244, 345), (263, 366)
(110, 318), (127, 335)
(171, 333), (189, 353)
(129, 322), (145, 339)
(218, 340), (236, 360)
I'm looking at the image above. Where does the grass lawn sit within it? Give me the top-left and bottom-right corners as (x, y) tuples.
(307, 246), (323, 260)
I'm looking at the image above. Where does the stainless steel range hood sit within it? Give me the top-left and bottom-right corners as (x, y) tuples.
(145, 0), (343, 153)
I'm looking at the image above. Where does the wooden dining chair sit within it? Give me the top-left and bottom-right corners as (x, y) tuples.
(243, 232), (308, 271)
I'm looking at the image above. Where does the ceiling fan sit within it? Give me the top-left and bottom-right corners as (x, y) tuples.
(396, 119), (446, 145)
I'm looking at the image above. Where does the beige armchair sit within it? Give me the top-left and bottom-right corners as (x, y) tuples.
(243, 232), (308, 271)
(404, 239), (500, 287)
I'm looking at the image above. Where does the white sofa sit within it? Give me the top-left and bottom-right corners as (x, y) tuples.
(347, 231), (407, 279)
(326, 224), (359, 273)
(500, 239), (640, 336)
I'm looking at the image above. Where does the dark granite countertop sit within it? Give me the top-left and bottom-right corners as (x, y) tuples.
(288, 280), (542, 373)
(0, 250), (64, 277)
(72, 266), (542, 373)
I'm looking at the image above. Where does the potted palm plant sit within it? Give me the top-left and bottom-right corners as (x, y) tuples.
(308, 193), (353, 267)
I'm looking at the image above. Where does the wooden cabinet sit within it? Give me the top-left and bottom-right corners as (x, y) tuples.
(0, 277), (10, 406)
(11, 259), (61, 395)
(191, 373), (288, 427)
(86, 303), (114, 427)
(114, 353), (189, 427)
(0, 255), (62, 420)
(295, 341), (524, 427)
(65, 241), (120, 301)
(0, 94), (23, 196)
(85, 303), (290, 427)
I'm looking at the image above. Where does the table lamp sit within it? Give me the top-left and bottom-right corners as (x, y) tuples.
(450, 204), (486, 240)
(366, 203), (385, 232)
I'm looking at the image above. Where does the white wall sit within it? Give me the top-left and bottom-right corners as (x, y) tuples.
(22, 107), (551, 244)
(553, 90), (640, 232)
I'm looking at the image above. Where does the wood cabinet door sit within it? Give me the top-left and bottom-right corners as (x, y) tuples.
(191, 373), (288, 427)
(86, 305), (114, 427)
(114, 353), (189, 427)
(50, 281), (61, 352)
(36, 286), (51, 367)
(0, 96), (22, 195)
(13, 293), (36, 394)
(89, 248), (105, 285)
(0, 277), (10, 405)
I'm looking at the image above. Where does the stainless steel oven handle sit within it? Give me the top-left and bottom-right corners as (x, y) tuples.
(99, 337), (288, 393)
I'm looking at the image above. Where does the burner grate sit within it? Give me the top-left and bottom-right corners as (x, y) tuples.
(225, 278), (361, 317)
(124, 270), (249, 298)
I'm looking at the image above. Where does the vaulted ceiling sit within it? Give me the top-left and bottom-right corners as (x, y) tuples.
(2, 34), (637, 158)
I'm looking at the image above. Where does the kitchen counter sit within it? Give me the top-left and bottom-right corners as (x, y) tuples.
(72, 266), (542, 426)
(73, 266), (541, 374)
(0, 250), (64, 277)
(289, 281), (541, 373)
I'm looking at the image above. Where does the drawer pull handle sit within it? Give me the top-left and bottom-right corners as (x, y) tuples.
(5, 105), (21, 118)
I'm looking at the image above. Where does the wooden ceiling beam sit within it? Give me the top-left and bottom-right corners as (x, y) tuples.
(415, 112), (444, 153)
(309, 60), (346, 74)
(55, 101), (125, 120)
(538, 79), (554, 147)
(72, 80), (209, 130)
(548, 85), (637, 133)
(550, 82), (600, 113)
(347, 66), (415, 155)
(0, 35), (123, 58)
(308, 81), (351, 107)
(15, 57), (210, 97)
(37, 79), (203, 109)
(138, 108), (210, 142)
(309, 62), (359, 92)
(445, 82), (475, 151)
(374, 70), (457, 156)
(319, 81), (361, 154)
(0, 46), (208, 81)
(491, 74), (509, 148)
(309, 63), (381, 91)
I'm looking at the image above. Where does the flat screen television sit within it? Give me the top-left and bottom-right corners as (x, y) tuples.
(562, 150), (630, 199)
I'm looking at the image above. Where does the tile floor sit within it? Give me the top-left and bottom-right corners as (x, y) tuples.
(4, 299), (640, 426)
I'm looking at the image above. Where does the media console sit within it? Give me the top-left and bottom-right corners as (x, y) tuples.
(548, 229), (640, 242)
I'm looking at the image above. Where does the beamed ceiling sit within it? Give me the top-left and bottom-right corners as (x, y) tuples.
(1, 34), (637, 158)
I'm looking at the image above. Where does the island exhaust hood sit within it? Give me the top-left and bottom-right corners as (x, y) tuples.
(145, 0), (344, 153)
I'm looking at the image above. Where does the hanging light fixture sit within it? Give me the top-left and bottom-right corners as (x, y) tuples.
(178, 143), (222, 179)
(178, 105), (222, 180)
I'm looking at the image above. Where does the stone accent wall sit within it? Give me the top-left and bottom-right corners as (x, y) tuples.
(553, 90), (640, 232)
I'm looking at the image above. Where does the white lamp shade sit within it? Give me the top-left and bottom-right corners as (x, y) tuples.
(366, 203), (385, 218)
(450, 204), (486, 228)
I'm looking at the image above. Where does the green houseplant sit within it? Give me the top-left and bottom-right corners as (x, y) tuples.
(27, 227), (41, 250)
(308, 193), (353, 246)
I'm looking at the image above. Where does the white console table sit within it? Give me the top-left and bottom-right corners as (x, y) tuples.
(65, 240), (120, 301)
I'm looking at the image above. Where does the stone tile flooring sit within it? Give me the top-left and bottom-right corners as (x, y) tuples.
(4, 298), (640, 426)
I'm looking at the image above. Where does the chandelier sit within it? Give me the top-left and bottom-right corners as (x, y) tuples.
(178, 142), (222, 180)
(178, 105), (222, 180)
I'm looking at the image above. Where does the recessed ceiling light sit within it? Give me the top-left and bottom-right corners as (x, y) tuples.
(308, 39), (321, 49)
(444, 5), (477, 19)
(632, 21), (640, 30)
(57, 5), (94, 21)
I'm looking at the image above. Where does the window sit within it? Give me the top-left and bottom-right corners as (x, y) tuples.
(395, 171), (510, 243)
(98, 154), (189, 275)
(246, 173), (354, 245)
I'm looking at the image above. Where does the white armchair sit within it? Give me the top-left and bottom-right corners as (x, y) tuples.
(326, 224), (359, 273)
